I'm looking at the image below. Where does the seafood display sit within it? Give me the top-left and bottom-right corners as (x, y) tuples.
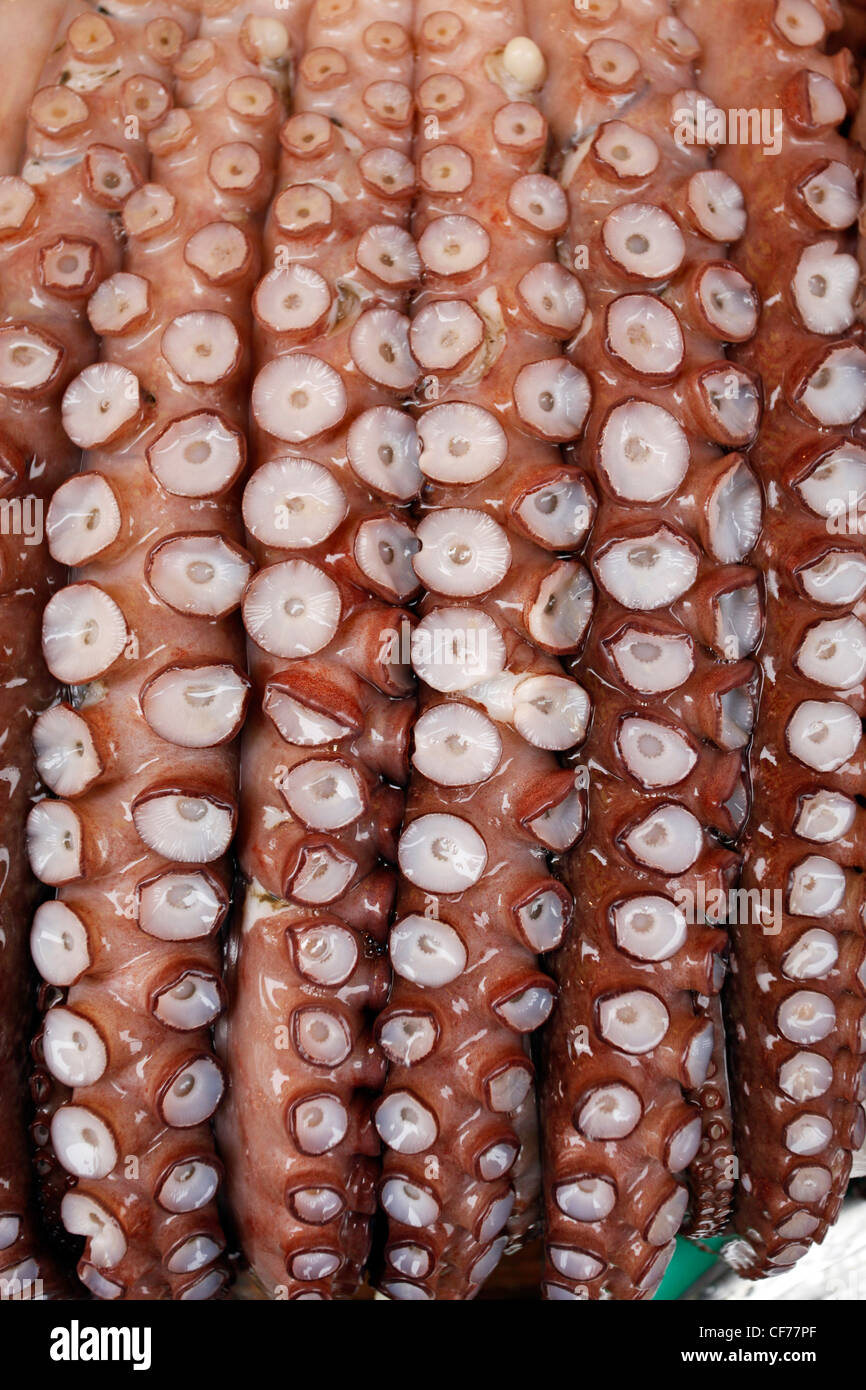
(22, 0), (282, 1299)
(529, 0), (754, 1301)
(681, 0), (866, 1282)
(1, 0), (203, 1299)
(216, 0), (415, 1301)
(0, 0), (864, 1303)
(370, 0), (594, 1302)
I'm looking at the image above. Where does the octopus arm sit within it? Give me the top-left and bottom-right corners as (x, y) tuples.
(527, 0), (755, 1298)
(214, 0), (416, 1301)
(26, 0), (288, 1300)
(681, 0), (866, 1278)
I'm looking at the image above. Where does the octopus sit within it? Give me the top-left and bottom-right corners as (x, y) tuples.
(0, 0), (861, 1303)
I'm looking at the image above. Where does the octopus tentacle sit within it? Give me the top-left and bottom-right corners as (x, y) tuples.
(0, 0), (197, 1303)
(528, 0), (757, 1298)
(215, 0), (417, 1301)
(837, 0), (866, 63)
(681, 993), (735, 1240)
(374, 1), (593, 1302)
(681, 0), (866, 1278)
(26, 2), (290, 1300)
(0, 0), (66, 176)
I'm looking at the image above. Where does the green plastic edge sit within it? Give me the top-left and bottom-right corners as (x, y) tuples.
(655, 1236), (727, 1300)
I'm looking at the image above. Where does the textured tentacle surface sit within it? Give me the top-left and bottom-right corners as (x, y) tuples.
(25, 1), (292, 1300)
(681, 993), (735, 1240)
(5, 0), (863, 1309)
(215, 0), (417, 1301)
(837, 0), (866, 60)
(0, 0), (195, 1302)
(527, 0), (759, 1298)
(682, 0), (866, 1278)
(373, 0), (594, 1303)
(0, 0), (66, 176)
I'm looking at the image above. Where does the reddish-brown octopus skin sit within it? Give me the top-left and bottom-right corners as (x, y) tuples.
(852, 22), (866, 302)
(682, 994), (736, 1240)
(0, 0), (66, 176)
(24, 2), (294, 1300)
(371, 0), (597, 1302)
(214, 0), (417, 1301)
(528, 0), (742, 1251)
(838, 0), (866, 58)
(681, 0), (866, 1278)
(0, 601), (66, 1298)
(0, 0), (200, 1301)
(528, 0), (742, 1254)
(525, 0), (763, 1298)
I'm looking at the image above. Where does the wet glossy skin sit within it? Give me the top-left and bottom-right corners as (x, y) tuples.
(7, 0), (864, 1306)
(0, 0), (200, 1300)
(527, 0), (752, 1299)
(371, 0), (597, 1301)
(24, 2), (287, 1300)
(0, 563), (63, 1293)
(216, 0), (418, 1302)
(0, 0), (66, 176)
(682, 0), (866, 1278)
(218, 0), (592, 1303)
(218, 879), (391, 1298)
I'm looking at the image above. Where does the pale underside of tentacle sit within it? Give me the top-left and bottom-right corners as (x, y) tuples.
(681, 0), (866, 1279)
(528, 0), (759, 1298)
(0, 0), (212, 1301)
(25, 0), (293, 1300)
(374, 0), (598, 1301)
(215, 0), (417, 1301)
